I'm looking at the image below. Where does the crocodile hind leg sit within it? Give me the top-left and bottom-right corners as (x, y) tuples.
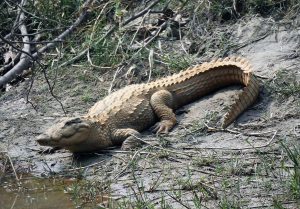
(112, 128), (144, 150)
(150, 90), (177, 134)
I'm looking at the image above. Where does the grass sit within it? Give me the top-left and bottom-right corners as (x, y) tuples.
(273, 198), (286, 209)
(161, 53), (195, 73)
(192, 154), (220, 167)
(281, 142), (300, 199)
(81, 92), (94, 103)
(218, 197), (242, 209)
(266, 69), (300, 100)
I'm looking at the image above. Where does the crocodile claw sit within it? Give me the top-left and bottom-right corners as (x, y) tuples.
(151, 121), (174, 134)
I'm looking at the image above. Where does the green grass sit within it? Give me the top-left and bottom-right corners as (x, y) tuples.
(266, 70), (300, 100)
(218, 197), (242, 209)
(81, 93), (94, 103)
(273, 198), (287, 209)
(162, 53), (195, 73)
(281, 142), (300, 199)
(192, 155), (219, 167)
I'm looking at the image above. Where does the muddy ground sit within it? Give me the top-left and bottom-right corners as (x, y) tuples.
(0, 16), (300, 208)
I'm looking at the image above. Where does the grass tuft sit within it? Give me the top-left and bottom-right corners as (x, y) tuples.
(281, 142), (300, 199)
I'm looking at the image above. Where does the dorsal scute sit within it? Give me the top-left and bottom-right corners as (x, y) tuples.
(222, 57), (230, 62)
(202, 56), (253, 74)
(229, 56), (237, 62)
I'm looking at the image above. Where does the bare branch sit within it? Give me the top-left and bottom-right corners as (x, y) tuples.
(0, 0), (94, 87)
(0, 0), (31, 87)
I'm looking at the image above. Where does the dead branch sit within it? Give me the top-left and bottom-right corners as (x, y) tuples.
(0, 0), (94, 87)
(0, 0), (31, 87)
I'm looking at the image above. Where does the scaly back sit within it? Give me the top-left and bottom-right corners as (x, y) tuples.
(147, 57), (260, 127)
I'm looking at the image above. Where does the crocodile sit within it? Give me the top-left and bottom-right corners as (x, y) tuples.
(36, 57), (260, 152)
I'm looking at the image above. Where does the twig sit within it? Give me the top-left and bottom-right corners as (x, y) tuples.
(12, 28), (67, 36)
(183, 130), (278, 151)
(6, 154), (19, 181)
(148, 171), (163, 192)
(89, 1), (109, 43)
(9, 194), (18, 209)
(147, 49), (154, 82)
(178, 22), (188, 55)
(204, 123), (275, 137)
(108, 65), (123, 94)
(87, 49), (112, 70)
(85, 1), (112, 71)
(58, 49), (88, 68)
(129, 10), (151, 46)
(42, 160), (54, 174)
(144, 21), (167, 46)
(255, 74), (269, 79)
(122, 0), (161, 27)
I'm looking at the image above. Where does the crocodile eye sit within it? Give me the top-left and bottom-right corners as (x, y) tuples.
(65, 118), (82, 127)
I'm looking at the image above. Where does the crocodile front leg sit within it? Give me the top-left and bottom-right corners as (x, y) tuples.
(150, 90), (177, 134)
(112, 128), (143, 150)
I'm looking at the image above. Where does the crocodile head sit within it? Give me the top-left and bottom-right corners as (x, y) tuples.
(36, 117), (98, 152)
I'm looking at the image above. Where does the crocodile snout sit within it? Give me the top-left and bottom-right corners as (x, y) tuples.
(36, 134), (51, 145)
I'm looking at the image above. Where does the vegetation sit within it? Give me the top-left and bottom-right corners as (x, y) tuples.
(266, 69), (300, 100)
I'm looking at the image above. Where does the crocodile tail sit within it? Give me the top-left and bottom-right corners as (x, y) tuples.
(221, 57), (260, 128)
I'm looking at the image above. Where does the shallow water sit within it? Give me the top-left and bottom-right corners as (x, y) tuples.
(0, 175), (77, 209)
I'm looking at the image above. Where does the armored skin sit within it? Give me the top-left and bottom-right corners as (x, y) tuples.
(37, 57), (260, 152)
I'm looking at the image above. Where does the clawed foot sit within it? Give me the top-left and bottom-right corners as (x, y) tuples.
(38, 147), (61, 154)
(121, 136), (144, 151)
(151, 120), (174, 134)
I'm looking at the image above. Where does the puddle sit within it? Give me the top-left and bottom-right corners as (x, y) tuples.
(0, 175), (79, 209)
